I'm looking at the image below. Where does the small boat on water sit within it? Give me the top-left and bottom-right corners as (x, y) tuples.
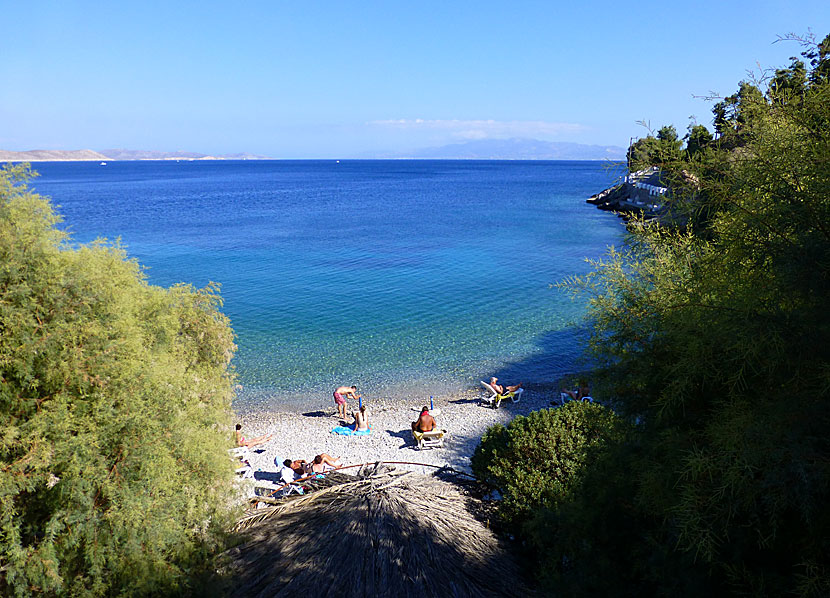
(100, 162), (107, 165)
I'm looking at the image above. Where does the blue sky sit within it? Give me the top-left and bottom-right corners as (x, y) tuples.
(1, 1), (828, 158)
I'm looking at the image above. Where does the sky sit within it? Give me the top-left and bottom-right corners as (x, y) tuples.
(1, 1), (828, 158)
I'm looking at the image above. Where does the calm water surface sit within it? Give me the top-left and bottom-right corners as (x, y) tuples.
(28, 160), (624, 412)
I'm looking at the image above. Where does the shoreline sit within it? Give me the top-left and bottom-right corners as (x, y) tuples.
(235, 382), (564, 487)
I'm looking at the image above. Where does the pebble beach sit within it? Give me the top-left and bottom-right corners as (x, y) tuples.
(236, 383), (563, 489)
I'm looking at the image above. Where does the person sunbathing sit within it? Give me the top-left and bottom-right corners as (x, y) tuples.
(280, 459), (299, 484)
(353, 405), (370, 432)
(235, 423), (274, 448)
(562, 379), (590, 401)
(309, 453), (342, 474)
(489, 377), (523, 395)
(289, 458), (309, 476)
(411, 406), (436, 433)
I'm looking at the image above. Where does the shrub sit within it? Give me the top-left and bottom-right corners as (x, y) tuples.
(471, 402), (626, 525)
(0, 165), (238, 597)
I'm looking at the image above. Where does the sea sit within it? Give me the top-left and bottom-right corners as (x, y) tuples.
(26, 160), (625, 413)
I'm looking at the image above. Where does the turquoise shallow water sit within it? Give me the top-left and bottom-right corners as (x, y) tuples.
(28, 160), (624, 412)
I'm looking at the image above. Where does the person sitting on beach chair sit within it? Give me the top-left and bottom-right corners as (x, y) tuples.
(411, 406), (446, 450)
(411, 406), (436, 433)
(560, 378), (592, 403)
(490, 377), (523, 396)
(281, 459), (300, 483)
(235, 423), (273, 449)
(278, 459), (305, 496)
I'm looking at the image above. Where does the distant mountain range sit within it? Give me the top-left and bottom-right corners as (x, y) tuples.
(0, 148), (272, 161)
(1, 139), (627, 162)
(393, 138), (626, 160)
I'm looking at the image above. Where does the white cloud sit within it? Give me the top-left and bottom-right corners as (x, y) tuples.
(367, 118), (585, 140)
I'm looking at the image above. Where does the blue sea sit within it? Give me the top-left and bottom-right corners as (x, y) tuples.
(27, 160), (624, 413)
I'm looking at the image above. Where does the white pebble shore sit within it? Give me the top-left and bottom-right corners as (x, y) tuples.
(237, 385), (561, 487)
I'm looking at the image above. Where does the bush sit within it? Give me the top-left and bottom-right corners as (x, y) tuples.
(471, 402), (626, 525)
(0, 165), (238, 597)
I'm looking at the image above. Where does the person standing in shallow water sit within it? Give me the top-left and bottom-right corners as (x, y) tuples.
(333, 385), (359, 420)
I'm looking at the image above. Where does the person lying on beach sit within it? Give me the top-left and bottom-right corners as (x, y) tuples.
(489, 377), (523, 395)
(562, 379), (590, 401)
(333, 385), (360, 420)
(235, 423), (274, 449)
(411, 406), (436, 433)
(289, 459), (308, 477)
(352, 405), (369, 432)
(309, 453), (342, 474)
(280, 459), (299, 484)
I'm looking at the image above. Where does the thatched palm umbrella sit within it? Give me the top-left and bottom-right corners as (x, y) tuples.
(221, 469), (531, 597)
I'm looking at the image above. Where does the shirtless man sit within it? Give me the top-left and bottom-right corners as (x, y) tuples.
(289, 458), (308, 477)
(411, 406), (436, 433)
(333, 385), (359, 420)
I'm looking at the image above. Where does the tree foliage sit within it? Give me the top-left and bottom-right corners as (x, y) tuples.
(0, 165), (239, 597)
(562, 33), (830, 596)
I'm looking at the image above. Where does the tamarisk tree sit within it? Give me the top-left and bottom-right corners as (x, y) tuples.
(0, 165), (238, 597)
(569, 33), (830, 596)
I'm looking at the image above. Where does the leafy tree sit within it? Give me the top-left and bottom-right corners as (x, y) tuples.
(655, 125), (682, 161)
(684, 123), (713, 160)
(0, 165), (239, 597)
(627, 135), (660, 170)
(569, 33), (830, 596)
(768, 57), (807, 105)
(712, 81), (767, 144)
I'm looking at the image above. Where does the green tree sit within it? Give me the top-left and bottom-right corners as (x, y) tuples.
(0, 165), (239, 597)
(684, 123), (713, 160)
(570, 34), (830, 596)
(712, 81), (766, 143)
(627, 135), (660, 170)
(768, 57), (807, 105)
(656, 125), (682, 161)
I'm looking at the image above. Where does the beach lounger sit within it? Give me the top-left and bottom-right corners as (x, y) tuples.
(480, 381), (523, 408)
(558, 392), (593, 405)
(412, 428), (447, 450)
(229, 447), (254, 479)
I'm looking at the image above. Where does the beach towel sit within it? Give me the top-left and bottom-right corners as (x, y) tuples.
(332, 426), (371, 436)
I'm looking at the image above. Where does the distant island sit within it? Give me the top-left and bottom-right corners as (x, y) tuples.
(0, 148), (272, 162)
(386, 138), (627, 160)
(1, 139), (627, 162)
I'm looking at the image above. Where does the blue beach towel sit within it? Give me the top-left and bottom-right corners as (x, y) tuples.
(331, 426), (371, 436)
